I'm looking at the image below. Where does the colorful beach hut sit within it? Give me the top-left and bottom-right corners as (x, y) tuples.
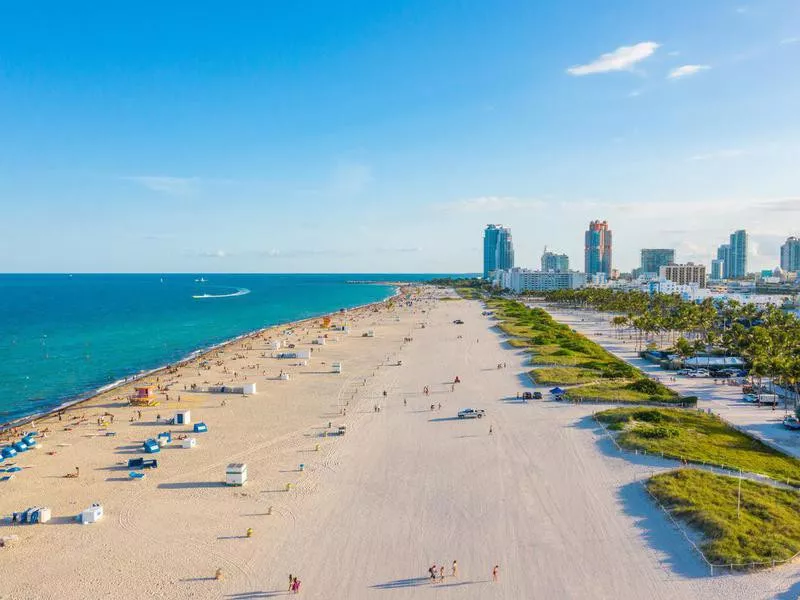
(174, 410), (191, 425)
(2, 446), (17, 459)
(193, 422), (208, 433)
(143, 439), (160, 454)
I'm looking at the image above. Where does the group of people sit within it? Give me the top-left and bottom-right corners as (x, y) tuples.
(288, 574), (302, 593)
(427, 562), (500, 583)
(429, 561), (457, 583)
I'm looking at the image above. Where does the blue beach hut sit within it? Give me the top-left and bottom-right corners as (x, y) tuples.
(2, 446), (17, 459)
(13, 441), (28, 453)
(22, 436), (36, 448)
(193, 422), (208, 433)
(143, 439), (160, 454)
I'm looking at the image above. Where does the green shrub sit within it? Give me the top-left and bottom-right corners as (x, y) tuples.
(633, 424), (679, 439)
(626, 379), (663, 394)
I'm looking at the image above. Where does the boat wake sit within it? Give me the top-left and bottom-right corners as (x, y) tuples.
(192, 287), (250, 299)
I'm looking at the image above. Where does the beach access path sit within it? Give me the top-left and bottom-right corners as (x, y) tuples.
(3, 294), (800, 598)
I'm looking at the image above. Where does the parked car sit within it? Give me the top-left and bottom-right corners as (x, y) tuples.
(522, 392), (533, 400)
(784, 416), (800, 430)
(533, 391), (543, 400)
(453, 319), (464, 325)
(742, 394), (759, 403)
(759, 397), (779, 407)
(457, 408), (485, 419)
(676, 369), (693, 376)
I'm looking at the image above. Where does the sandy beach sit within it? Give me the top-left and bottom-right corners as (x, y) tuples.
(2, 290), (799, 599)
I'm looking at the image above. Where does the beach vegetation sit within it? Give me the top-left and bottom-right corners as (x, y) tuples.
(596, 407), (800, 483)
(647, 469), (800, 566)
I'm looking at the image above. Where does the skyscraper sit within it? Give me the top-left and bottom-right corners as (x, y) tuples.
(710, 259), (724, 280)
(781, 236), (800, 273)
(640, 249), (675, 276)
(483, 225), (514, 278)
(541, 249), (570, 273)
(584, 220), (612, 276)
(716, 244), (730, 279)
(727, 230), (748, 279)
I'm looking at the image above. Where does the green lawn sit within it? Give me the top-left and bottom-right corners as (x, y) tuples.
(529, 344), (595, 366)
(597, 407), (800, 484)
(531, 366), (599, 385)
(647, 469), (800, 566)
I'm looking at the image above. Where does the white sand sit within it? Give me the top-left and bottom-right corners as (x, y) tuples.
(1, 291), (798, 598)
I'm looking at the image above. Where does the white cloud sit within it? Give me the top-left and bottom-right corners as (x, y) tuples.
(124, 176), (199, 196)
(668, 64), (710, 79)
(566, 42), (660, 76)
(198, 250), (227, 258)
(436, 196), (545, 213)
(689, 149), (746, 161)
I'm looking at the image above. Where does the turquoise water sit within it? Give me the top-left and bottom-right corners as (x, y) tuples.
(0, 274), (439, 425)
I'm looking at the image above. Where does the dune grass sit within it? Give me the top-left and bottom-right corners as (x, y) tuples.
(531, 367), (600, 385)
(566, 381), (681, 404)
(486, 298), (677, 402)
(597, 407), (800, 483)
(647, 469), (800, 566)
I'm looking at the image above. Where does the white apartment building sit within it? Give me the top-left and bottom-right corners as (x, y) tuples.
(493, 268), (586, 293)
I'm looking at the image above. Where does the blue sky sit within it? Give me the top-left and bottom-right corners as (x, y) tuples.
(1, 0), (798, 273)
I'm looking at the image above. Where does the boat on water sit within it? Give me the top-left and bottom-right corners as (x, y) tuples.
(195, 277), (208, 283)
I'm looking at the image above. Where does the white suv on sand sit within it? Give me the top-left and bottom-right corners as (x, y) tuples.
(458, 408), (485, 419)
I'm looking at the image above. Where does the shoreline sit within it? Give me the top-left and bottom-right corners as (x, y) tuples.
(1, 285), (400, 434)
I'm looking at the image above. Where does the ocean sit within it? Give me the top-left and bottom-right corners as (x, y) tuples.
(0, 274), (446, 425)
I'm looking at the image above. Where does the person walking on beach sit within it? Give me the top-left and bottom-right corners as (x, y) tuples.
(489, 425), (493, 435)
(439, 565), (445, 582)
(403, 398), (407, 407)
(492, 565), (499, 582)
(452, 560), (458, 577)
(429, 564), (437, 583)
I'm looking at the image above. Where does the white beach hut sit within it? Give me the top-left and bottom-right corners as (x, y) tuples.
(81, 504), (103, 524)
(242, 383), (257, 395)
(175, 410), (191, 426)
(332, 362), (343, 374)
(225, 463), (247, 486)
(296, 349), (311, 359)
(182, 437), (197, 449)
(279, 372), (290, 381)
(270, 340), (281, 351)
(313, 337), (326, 345)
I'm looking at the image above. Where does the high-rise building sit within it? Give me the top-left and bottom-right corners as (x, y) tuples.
(541, 249), (570, 273)
(584, 220), (612, 276)
(716, 244), (730, 279)
(780, 237), (800, 273)
(710, 259), (725, 280)
(483, 225), (514, 278)
(660, 263), (707, 288)
(640, 249), (675, 276)
(728, 230), (748, 279)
